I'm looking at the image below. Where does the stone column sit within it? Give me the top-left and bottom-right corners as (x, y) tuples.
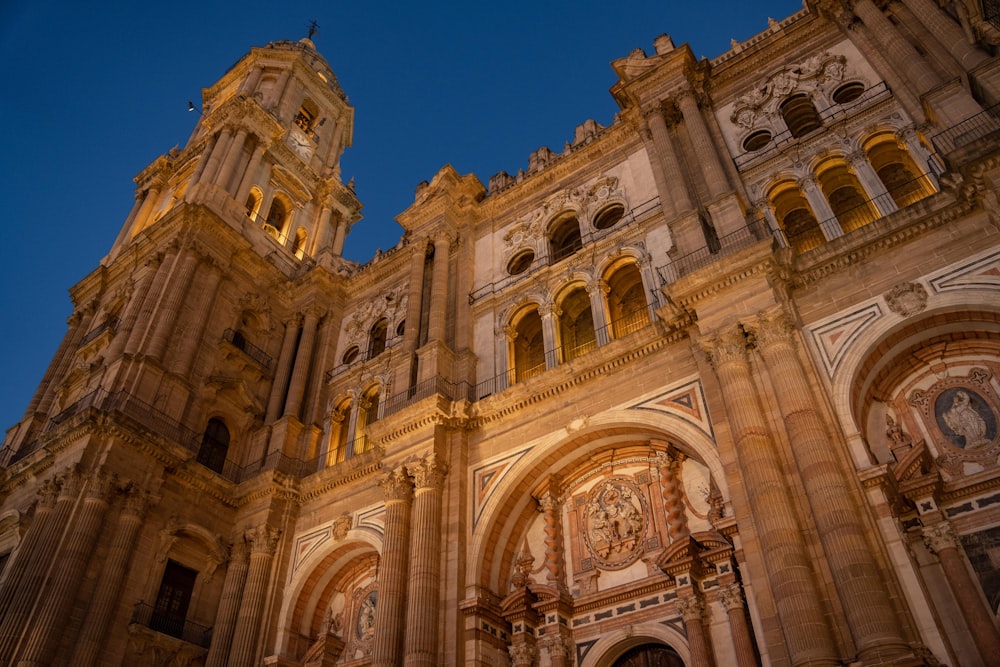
(650, 105), (694, 214)
(235, 143), (266, 208)
(890, 1), (966, 81)
(537, 491), (567, 591)
(922, 522), (1000, 662)
(71, 487), (149, 667)
(404, 455), (447, 667)
(169, 261), (224, 377)
(31, 305), (94, 416)
(676, 89), (728, 200)
(847, 153), (897, 217)
(677, 596), (715, 667)
(186, 134), (218, 193)
(332, 215), (349, 256)
(403, 242), (427, 354)
(127, 181), (164, 239)
(215, 129), (248, 194)
(0, 480), (59, 615)
(718, 584), (759, 667)
(146, 250), (201, 362)
(227, 524), (280, 667)
(371, 467), (413, 667)
(751, 311), (910, 662)
(125, 243), (180, 356)
(800, 178), (842, 241)
(266, 315), (302, 423)
(541, 635), (572, 667)
(656, 450), (690, 542)
(642, 109), (679, 219)
(313, 205), (334, 254)
(427, 234), (451, 344)
(0, 471), (80, 663)
(852, 0), (943, 95)
(206, 537), (250, 667)
(18, 471), (115, 667)
(104, 260), (158, 361)
(901, 0), (988, 71)
(283, 308), (322, 419)
(238, 66), (263, 96)
(699, 329), (838, 667)
(755, 198), (787, 248)
(540, 304), (560, 369)
(198, 128), (234, 187)
(586, 280), (610, 345)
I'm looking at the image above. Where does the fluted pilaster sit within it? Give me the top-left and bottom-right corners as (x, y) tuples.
(718, 583), (759, 667)
(699, 329), (837, 667)
(403, 454), (447, 667)
(751, 311), (909, 662)
(206, 537), (250, 667)
(284, 307), (323, 419)
(71, 486), (150, 667)
(226, 524), (280, 667)
(427, 234), (451, 344)
(266, 315), (302, 422)
(922, 521), (1000, 662)
(677, 595), (715, 667)
(18, 471), (115, 666)
(371, 467), (413, 667)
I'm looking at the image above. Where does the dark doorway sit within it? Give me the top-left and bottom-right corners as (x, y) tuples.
(151, 559), (197, 639)
(612, 644), (685, 667)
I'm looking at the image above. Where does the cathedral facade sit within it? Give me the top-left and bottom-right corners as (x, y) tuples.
(4, 1), (1000, 666)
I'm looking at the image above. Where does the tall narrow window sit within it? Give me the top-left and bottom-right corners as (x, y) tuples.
(557, 286), (596, 362)
(368, 318), (388, 358)
(196, 418), (230, 474)
(770, 182), (824, 253)
(264, 198), (288, 239)
(151, 560), (197, 639)
(511, 307), (545, 382)
(548, 214), (583, 261)
(780, 94), (822, 138)
(605, 262), (649, 338)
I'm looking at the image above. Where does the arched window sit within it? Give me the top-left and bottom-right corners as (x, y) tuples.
(548, 214), (583, 261)
(769, 182), (825, 253)
(292, 228), (307, 259)
(342, 346), (360, 365)
(510, 306), (545, 382)
(355, 386), (380, 456)
(264, 197), (289, 240)
(780, 94), (822, 138)
(368, 318), (388, 358)
(329, 399), (352, 465)
(196, 418), (230, 474)
(604, 261), (649, 338)
(295, 99), (319, 134)
(816, 159), (877, 234)
(245, 188), (262, 221)
(557, 286), (596, 362)
(863, 134), (935, 208)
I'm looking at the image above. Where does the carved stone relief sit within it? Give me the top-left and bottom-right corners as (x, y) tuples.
(581, 477), (648, 569)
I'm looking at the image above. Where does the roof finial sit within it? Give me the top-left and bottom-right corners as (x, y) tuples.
(307, 20), (320, 40)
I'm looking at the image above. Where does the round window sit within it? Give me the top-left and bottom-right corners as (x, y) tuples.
(506, 250), (535, 276)
(832, 82), (865, 104)
(342, 346), (360, 364)
(593, 204), (625, 230)
(742, 130), (773, 152)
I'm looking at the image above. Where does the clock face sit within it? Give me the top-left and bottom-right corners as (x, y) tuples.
(287, 129), (314, 160)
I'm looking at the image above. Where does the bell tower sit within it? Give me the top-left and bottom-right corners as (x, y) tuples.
(5, 34), (361, 460)
(110, 35), (360, 263)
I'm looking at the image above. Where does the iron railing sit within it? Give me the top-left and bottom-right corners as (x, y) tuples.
(131, 602), (212, 648)
(222, 328), (273, 369)
(79, 317), (119, 347)
(930, 100), (1000, 154)
(656, 218), (770, 282)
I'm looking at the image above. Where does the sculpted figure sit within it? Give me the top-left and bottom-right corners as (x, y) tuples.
(942, 390), (989, 448)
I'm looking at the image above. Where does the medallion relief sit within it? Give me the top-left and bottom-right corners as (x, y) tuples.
(581, 477), (648, 569)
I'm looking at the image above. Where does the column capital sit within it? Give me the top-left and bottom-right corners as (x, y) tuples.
(56, 468), (83, 500)
(676, 594), (707, 623)
(380, 466), (414, 502)
(536, 492), (561, 514)
(718, 583), (745, 612)
(922, 521), (961, 554)
(409, 453), (447, 490)
(746, 309), (796, 351)
(36, 478), (60, 511)
(245, 524), (281, 555)
(585, 279), (610, 296)
(121, 486), (151, 519)
(698, 328), (750, 369)
(541, 634), (573, 659)
(84, 469), (117, 503)
(508, 642), (538, 666)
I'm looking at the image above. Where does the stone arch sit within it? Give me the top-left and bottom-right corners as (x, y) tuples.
(469, 408), (727, 596)
(827, 296), (1000, 471)
(581, 621), (692, 667)
(276, 531), (382, 656)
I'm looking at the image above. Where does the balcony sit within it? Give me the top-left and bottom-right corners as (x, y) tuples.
(130, 602), (212, 648)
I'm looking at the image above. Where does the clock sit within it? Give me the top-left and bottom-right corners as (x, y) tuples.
(287, 128), (314, 160)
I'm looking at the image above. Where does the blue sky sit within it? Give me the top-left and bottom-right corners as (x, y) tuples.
(0, 0), (803, 435)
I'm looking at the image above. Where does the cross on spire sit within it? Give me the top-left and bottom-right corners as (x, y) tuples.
(307, 20), (320, 40)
